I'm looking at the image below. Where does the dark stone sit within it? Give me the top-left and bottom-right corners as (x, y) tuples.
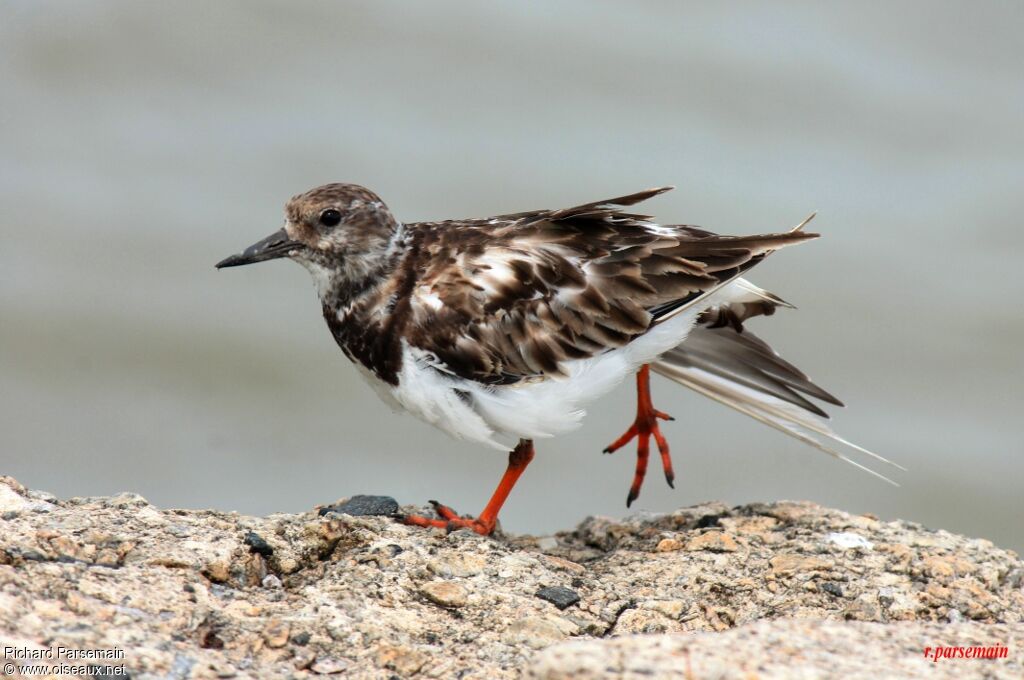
(291, 631), (311, 646)
(320, 495), (399, 517)
(738, 502), (775, 517)
(535, 585), (581, 610)
(243, 531), (274, 557)
(198, 625), (225, 650)
(822, 582), (844, 598)
(695, 513), (725, 529)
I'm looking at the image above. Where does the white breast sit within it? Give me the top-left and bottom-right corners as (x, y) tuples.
(387, 342), (508, 450)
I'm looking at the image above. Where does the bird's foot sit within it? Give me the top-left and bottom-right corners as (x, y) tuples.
(603, 400), (675, 507)
(393, 439), (534, 537)
(397, 501), (496, 536)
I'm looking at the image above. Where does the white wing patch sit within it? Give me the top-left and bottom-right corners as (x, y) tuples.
(415, 286), (445, 311)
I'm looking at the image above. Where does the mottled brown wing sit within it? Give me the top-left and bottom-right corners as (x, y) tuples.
(404, 188), (816, 384)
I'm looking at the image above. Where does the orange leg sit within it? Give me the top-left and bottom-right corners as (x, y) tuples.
(399, 439), (535, 536)
(603, 364), (675, 507)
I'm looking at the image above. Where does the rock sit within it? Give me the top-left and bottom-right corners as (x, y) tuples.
(0, 477), (54, 516)
(427, 551), (487, 578)
(769, 552), (833, 576)
(200, 559), (231, 584)
(310, 657), (349, 674)
(611, 607), (681, 635)
(654, 537), (683, 552)
(375, 643), (428, 676)
(0, 478), (1020, 678)
(504, 616), (578, 649)
(319, 494), (399, 517)
(528, 620), (1023, 679)
(419, 580), (468, 608)
(243, 531), (274, 557)
(827, 531), (874, 550)
(536, 586), (581, 610)
(536, 536), (559, 551)
(642, 599), (686, 619)
(262, 618), (290, 648)
(685, 531), (739, 552)
(821, 581), (845, 598)
(0, 480), (32, 512)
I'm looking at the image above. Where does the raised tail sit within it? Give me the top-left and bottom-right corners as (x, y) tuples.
(652, 319), (903, 484)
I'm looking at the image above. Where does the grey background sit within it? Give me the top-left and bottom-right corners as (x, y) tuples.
(2, 2), (1021, 551)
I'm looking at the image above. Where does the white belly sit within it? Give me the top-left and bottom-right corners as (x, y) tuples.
(380, 284), (735, 450)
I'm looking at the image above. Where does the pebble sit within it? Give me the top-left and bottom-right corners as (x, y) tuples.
(826, 531), (874, 551)
(655, 537), (683, 552)
(419, 580), (469, 608)
(536, 586), (581, 610)
(201, 560), (231, 584)
(244, 531), (274, 557)
(375, 644), (427, 676)
(310, 657), (349, 674)
(262, 619), (291, 648)
(319, 495), (399, 517)
(821, 582), (845, 598)
(537, 536), (559, 551)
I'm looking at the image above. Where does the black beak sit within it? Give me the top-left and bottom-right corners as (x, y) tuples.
(215, 229), (303, 269)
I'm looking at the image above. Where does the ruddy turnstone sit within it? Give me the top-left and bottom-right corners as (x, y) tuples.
(217, 184), (900, 535)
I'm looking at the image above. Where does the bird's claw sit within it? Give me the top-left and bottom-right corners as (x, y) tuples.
(398, 502), (496, 535)
(604, 406), (676, 506)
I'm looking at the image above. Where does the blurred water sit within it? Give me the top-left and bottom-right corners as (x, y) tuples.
(1, 1), (1021, 551)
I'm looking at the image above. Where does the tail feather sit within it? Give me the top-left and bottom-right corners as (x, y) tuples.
(653, 323), (903, 483)
(790, 211), (818, 233)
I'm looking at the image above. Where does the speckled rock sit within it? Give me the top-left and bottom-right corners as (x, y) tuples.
(529, 620), (1023, 679)
(0, 477), (1019, 678)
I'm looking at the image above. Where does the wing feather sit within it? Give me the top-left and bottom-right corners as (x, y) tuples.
(405, 189), (816, 384)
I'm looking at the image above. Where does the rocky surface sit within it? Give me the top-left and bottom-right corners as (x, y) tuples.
(530, 620), (1021, 679)
(0, 476), (1020, 678)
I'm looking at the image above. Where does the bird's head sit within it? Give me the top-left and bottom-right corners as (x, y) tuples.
(216, 183), (400, 294)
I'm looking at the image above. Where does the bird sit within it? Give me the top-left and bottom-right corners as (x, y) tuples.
(216, 183), (901, 535)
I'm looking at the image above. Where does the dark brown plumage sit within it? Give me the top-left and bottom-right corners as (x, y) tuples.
(397, 187), (817, 385)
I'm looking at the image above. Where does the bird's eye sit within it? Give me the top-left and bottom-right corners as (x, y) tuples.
(319, 209), (342, 227)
